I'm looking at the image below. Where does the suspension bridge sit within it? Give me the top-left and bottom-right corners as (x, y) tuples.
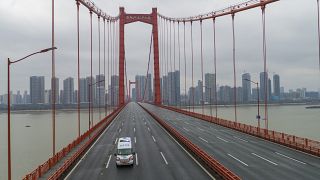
(2, 0), (320, 179)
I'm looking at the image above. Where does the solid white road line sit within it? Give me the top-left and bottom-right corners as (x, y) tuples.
(156, 119), (215, 179)
(275, 152), (306, 165)
(136, 153), (139, 165)
(183, 127), (190, 131)
(152, 136), (156, 142)
(252, 153), (278, 165)
(114, 138), (118, 145)
(134, 137), (137, 143)
(233, 136), (248, 143)
(134, 127), (136, 132)
(105, 155), (112, 168)
(217, 136), (229, 143)
(160, 152), (168, 165)
(199, 137), (209, 143)
(228, 154), (249, 167)
(64, 111), (121, 180)
(148, 127), (150, 131)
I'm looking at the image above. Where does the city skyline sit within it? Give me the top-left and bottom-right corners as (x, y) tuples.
(0, 1), (320, 95)
(2, 71), (318, 106)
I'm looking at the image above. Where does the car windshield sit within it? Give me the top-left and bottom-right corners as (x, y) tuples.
(117, 148), (131, 155)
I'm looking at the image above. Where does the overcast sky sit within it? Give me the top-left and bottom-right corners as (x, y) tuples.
(0, 0), (319, 95)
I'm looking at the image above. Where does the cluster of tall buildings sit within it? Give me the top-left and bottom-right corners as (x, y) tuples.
(161, 71), (181, 105)
(0, 75), (120, 106)
(0, 71), (318, 106)
(132, 74), (152, 102)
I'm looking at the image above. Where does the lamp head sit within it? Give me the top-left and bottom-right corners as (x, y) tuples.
(40, 47), (57, 53)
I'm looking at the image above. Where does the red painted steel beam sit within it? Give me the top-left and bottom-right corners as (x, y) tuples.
(118, 7), (162, 105)
(158, 0), (279, 22)
(152, 8), (162, 105)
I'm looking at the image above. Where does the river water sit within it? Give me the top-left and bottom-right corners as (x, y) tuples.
(0, 105), (319, 179)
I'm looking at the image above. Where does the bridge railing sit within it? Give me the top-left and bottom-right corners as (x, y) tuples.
(140, 103), (240, 180)
(160, 105), (320, 157)
(23, 105), (125, 180)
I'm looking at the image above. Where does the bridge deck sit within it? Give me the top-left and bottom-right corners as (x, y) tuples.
(142, 103), (320, 180)
(65, 102), (212, 180)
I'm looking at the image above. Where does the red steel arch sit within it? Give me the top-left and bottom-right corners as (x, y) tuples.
(119, 7), (161, 105)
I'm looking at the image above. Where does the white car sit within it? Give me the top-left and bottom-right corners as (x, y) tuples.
(114, 137), (135, 167)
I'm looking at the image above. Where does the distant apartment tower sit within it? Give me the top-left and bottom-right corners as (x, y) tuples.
(79, 78), (88, 103)
(168, 71), (180, 105)
(86, 76), (96, 105)
(51, 77), (59, 104)
(161, 76), (169, 104)
(63, 77), (74, 104)
(205, 73), (216, 104)
(273, 74), (280, 100)
(259, 72), (270, 101)
(135, 75), (145, 102)
(111, 75), (119, 106)
(30, 76), (45, 104)
(241, 73), (251, 103)
(96, 74), (105, 106)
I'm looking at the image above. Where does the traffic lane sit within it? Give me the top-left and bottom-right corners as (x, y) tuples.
(142, 103), (320, 179)
(66, 105), (127, 180)
(100, 103), (137, 180)
(140, 107), (213, 180)
(145, 103), (320, 165)
(161, 106), (320, 172)
(101, 102), (208, 180)
(168, 120), (318, 180)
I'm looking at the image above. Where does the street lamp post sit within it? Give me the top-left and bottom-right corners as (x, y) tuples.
(244, 78), (260, 133)
(7, 47), (56, 180)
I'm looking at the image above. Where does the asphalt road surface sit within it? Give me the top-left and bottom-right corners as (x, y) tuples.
(65, 102), (212, 180)
(141, 103), (320, 180)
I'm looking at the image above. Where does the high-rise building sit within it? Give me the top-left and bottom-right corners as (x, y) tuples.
(22, 91), (30, 104)
(86, 76), (96, 105)
(260, 72), (270, 101)
(161, 76), (169, 104)
(135, 75), (145, 102)
(268, 78), (272, 101)
(273, 74), (280, 100)
(218, 85), (232, 104)
(111, 75), (119, 106)
(79, 78), (88, 103)
(30, 76), (45, 104)
(16, 91), (22, 104)
(205, 73), (216, 104)
(167, 71), (180, 105)
(44, 90), (51, 104)
(195, 80), (202, 105)
(51, 77), (59, 104)
(242, 73), (251, 103)
(63, 77), (74, 104)
(96, 74), (105, 106)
